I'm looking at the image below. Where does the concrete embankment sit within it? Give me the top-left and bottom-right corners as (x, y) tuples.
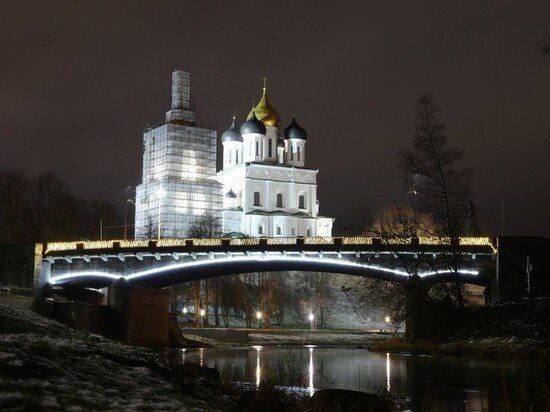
(179, 326), (392, 347)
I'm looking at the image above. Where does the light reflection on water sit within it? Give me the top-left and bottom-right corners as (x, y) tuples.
(170, 346), (549, 411)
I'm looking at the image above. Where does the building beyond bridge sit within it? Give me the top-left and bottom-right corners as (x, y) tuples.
(134, 71), (222, 239)
(134, 70), (333, 239)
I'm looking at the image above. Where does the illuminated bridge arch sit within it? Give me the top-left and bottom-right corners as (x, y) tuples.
(49, 255), (486, 289)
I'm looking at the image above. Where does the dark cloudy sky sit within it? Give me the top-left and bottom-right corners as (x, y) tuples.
(1, 1), (549, 237)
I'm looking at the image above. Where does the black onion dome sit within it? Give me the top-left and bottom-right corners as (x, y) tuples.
(221, 118), (243, 143)
(284, 116), (307, 140)
(240, 110), (266, 135)
(225, 189), (237, 199)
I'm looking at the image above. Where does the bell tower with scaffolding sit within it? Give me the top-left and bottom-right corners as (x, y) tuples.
(134, 70), (222, 239)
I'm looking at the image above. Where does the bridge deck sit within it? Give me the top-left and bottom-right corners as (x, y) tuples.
(43, 236), (497, 257)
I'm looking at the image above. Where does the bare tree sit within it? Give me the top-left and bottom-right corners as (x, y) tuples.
(0, 168), (30, 243)
(367, 205), (440, 238)
(187, 213), (222, 238)
(359, 205), (447, 336)
(179, 213), (223, 325)
(398, 93), (473, 308)
(0, 167), (119, 243)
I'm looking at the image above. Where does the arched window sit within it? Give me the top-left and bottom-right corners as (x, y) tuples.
(255, 140), (259, 156)
(298, 195), (305, 209)
(253, 191), (261, 206)
(290, 144), (294, 160)
(268, 138), (272, 157)
(306, 228), (311, 237)
(297, 145), (301, 161)
(276, 193), (283, 208)
(228, 150), (232, 164)
(276, 226), (282, 235)
(235, 149), (239, 164)
(258, 225), (264, 235)
(291, 227), (295, 236)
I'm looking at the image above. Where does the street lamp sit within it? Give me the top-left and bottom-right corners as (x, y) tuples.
(156, 188), (166, 240)
(384, 315), (396, 336)
(182, 307), (187, 315)
(200, 308), (206, 327)
(124, 186), (135, 240)
(256, 311), (262, 328)
(308, 313), (315, 330)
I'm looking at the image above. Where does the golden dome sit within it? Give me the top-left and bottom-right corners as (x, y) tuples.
(247, 78), (281, 128)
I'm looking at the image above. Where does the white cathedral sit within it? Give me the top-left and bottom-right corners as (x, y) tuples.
(135, 70), (333, 238)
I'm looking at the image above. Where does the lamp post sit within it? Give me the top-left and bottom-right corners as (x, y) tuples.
(384, 315), (395, 336)
(200, 308), (206, 328)
(124, 186), (134, 241)
(156, 188), (166, 240)
(308, 313), (315, 330)
(256, 311), (262, 329)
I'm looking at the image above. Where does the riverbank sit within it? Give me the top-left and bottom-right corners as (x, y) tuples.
(249, 329), (391, 346)
(0, 304), (235, 410)
(370, 336), (550, 359)
(371, 299), (550, 359)
(180, 326), (394, 347)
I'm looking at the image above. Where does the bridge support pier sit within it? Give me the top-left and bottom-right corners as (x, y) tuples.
(33, 245), (50, 296)
(405, 281), (445, 340)
(107, 279), (169, 347)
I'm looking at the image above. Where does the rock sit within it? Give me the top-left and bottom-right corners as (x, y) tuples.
(309, 389), (394, 412)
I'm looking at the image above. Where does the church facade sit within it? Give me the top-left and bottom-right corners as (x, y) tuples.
(216, 81), (333, 237)
(134, 70), (333, 239)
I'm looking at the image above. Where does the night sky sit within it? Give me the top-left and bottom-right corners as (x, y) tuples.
(1, 1), (549, 237)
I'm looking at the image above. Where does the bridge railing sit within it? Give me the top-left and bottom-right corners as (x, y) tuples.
(43, 236), (496, 255)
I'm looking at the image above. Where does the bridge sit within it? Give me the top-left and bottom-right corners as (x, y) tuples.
(27, 236), (499, 346)
(40, 236), (497, 289)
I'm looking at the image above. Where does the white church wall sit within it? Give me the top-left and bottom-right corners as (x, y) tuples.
(247, 215), (270, 236)
(297, 218), (316, 237)
(316, 217), (334, 237)
(285, 138), (306, 168)
(272, 215), (297, 237)
(222, 210), (243, 234)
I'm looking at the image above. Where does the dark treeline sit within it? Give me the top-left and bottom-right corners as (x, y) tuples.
(0, 167), (122, 244)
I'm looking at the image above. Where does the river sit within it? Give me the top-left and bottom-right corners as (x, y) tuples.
(169, 346), (550, 411)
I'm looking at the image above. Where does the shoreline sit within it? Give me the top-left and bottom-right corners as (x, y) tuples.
(178, 327), (550, 360)
(369, 336), (550, 360)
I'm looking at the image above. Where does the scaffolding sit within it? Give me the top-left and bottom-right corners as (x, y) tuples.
(134, 70), (222, 239)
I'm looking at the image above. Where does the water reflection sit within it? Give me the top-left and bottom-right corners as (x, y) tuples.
(198, 347), (204, 367)
(308, 347), (314, 396)
(171, 346), (550, 411)
(386, 352), (390, 393)
(252, 345), (262, 388)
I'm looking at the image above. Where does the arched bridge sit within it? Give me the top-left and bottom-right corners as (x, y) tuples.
(40, 236), (497, 289)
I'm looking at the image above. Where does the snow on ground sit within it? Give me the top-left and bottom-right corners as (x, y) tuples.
(0, 304), (233, 411)
(249, 331), (390, 346)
